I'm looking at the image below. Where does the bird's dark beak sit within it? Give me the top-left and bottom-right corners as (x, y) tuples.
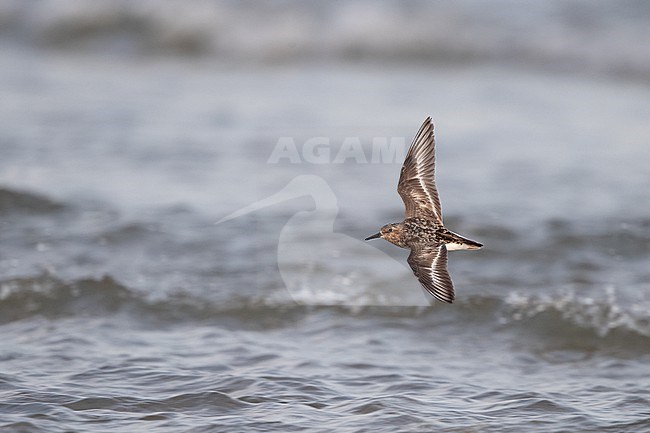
(364, 232), (381, 241)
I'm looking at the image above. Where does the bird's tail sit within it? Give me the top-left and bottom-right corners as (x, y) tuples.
(445, 232), (483, 251)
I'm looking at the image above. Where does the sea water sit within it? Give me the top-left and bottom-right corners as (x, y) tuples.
(1, 1), (649, 432)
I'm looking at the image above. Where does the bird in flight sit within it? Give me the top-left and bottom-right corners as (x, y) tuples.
(365, 117), (482, 303)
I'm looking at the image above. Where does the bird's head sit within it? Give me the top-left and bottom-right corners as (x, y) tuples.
(365, 223), (405, 247)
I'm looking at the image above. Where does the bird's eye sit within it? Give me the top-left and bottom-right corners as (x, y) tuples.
(388, 228), (393, 233)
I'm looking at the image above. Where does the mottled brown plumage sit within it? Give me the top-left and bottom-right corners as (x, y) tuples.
(365, 117), (482, 303)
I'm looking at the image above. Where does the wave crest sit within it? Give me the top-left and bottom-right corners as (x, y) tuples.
(495, 289), (650, 354)
(1, 275), (648, 354)
(3, 0), (649, 80)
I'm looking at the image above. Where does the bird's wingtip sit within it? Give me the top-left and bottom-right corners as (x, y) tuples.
(421, 116), (434, 132)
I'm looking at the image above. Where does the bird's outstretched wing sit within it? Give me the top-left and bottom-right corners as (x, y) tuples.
(407, 243), (454, 304)
(397, 117), (443, 222)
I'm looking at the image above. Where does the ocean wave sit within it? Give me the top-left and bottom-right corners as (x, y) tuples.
(0, 275), (137, 323)
(1, 274), (648, 353)
(2, 0), (649, 80)
(0, 274), (306, 328)
(0, 187), (65, 215)
(497, 290), (650, 355)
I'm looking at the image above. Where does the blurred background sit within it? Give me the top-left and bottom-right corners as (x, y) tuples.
(1, 1), (649, 432)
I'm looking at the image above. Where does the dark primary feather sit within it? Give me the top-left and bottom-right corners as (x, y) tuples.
(407, 243), (455, 304)
(397, 117), (443, 223)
